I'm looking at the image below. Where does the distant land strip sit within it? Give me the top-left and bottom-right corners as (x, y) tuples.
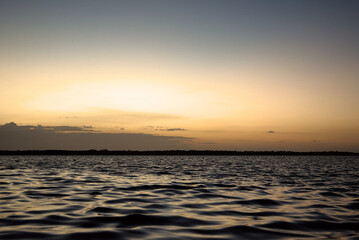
(0, 150), (358, 156)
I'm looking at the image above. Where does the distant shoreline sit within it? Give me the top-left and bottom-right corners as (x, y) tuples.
(0, 150), (358, 156)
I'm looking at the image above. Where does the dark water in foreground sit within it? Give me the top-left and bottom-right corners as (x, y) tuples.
(0, 156), (358, 240)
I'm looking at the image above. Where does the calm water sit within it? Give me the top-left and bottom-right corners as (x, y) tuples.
(0, 155), (358, 239)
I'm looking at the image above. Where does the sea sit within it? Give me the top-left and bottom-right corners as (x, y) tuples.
(0, 155), (358, 240)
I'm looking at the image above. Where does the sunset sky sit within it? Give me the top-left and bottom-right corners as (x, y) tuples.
(1, 0), (358, 151)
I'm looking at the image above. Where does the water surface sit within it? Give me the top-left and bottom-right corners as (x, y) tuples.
(0, 155), (358, 239)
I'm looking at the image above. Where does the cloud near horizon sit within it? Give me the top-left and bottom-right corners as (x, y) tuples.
(156, 128), (186, 132)
(0, 122), (193, 150)
(146, 126), (186, 132)
(0, 122), (95, 132)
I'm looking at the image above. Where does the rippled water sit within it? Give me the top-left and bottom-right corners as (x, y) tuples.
(0, 155), (358, 239)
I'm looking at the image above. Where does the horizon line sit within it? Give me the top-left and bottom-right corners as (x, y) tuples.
(0, 150), (358, 156)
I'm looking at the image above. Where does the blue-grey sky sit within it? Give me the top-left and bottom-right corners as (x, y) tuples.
(1, 0), (358, 151)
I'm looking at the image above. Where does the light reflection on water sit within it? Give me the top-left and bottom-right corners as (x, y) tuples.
(0, 155), (358, 239)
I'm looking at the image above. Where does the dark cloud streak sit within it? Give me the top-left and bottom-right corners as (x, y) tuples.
(157, 128), (186, 132)
(0, 122), (93, 132)
(146, 126), (186, 131)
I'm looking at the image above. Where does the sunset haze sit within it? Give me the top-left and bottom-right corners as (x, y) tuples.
(1, 0), (358, 151)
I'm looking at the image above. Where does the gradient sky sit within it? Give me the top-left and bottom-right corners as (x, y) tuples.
(1, 0), (358, 151)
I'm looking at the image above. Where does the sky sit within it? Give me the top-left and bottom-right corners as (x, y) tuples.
(0, 0), (358, 151)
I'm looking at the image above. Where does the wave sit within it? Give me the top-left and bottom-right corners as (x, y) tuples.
(0, 155), (358, 239)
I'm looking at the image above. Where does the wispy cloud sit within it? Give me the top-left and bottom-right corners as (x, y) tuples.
(157, 128), (186, 132)
(147, 126), (186, 132)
